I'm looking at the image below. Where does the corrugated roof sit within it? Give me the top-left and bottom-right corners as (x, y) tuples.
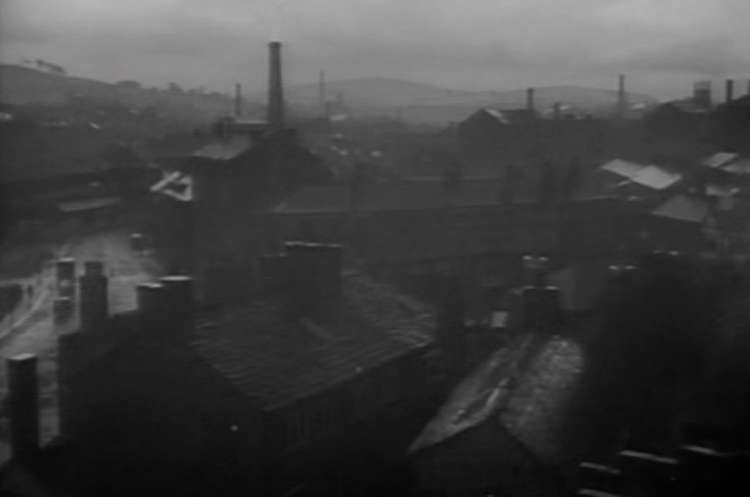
(191, 136), (251, 161)
(190, 271), (434, 410)
(600, 159), (645, 179)
(629, 165), (682, 190)
(702, 152), (739, 169)
(652, 194), (709, 224)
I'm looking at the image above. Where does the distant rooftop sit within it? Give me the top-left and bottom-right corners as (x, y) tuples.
(191, 135), (252, 161)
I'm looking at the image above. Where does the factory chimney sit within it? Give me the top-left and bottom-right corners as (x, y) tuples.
(234, 83), (243, 117)
(617, 74), (627, 119)
(725, 79), (734, 104)
(267, 41), (285, 130)
(526, 87), (535, 114)
(693, 81), (712, 108)
(319, 70), (327, 119)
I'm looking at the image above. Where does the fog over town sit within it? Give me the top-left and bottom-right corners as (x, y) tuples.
(1, 1), (750, 496)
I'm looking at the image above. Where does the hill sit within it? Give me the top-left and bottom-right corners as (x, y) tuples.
(0, 64), (236, 126)
(285, 77), (659, 124)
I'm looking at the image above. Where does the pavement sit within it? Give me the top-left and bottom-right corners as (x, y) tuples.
(0, 230), (163, 462)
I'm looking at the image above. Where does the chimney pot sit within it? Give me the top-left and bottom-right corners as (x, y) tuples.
(79, 261), (108, 331)
(7, 353), (39, 462)
(159, 276), (194, 337)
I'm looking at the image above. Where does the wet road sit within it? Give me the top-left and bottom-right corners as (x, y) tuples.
(0, 230), (162, 462)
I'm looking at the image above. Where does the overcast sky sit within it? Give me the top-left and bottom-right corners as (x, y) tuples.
(1, 0), (748, 99)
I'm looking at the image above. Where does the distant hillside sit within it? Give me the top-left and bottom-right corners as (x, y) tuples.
(285, 77), (659, 124)
(0, 64), (237, 125)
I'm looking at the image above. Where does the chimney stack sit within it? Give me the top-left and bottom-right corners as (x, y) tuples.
(79, 261), (108, 332)
(617, 73), (627, 119)
(136, 282), (165, 334)
(319, 70), (327, 119)
(159, 276), (194, 339)
(693, 81), (712, 108)
(234, 83), (243, 117)
(526, 87), (535, 113)
(725, 79), (734, 104)
(553, 102), (561, 121)
(56, 258), (76, 298)
(7, 354), (39, 462)
(283, 242), (342, 322)
(267, 41), (285, 130)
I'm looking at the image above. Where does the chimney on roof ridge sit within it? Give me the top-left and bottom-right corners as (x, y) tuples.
(267, 41), (285, 130)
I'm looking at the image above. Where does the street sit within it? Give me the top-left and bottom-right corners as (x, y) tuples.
(0, 230), (162, 462)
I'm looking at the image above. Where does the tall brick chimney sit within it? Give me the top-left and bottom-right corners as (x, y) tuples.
(725, 79), (734, 104)
(693, 81), (712, 108)
(234, 83), (243, 117)
(617, 74), (627, 119)
(267, 41), (285, 130)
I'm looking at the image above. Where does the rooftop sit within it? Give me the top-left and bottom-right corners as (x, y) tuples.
(274, 178), (611, 214)
(190, 271), (434, 410)
(191, 135), (252, 161)
(652, 194), (710, 224)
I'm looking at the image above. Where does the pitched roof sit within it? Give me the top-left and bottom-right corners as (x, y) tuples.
(599, 159), (645, 179)
(410, 334), (583, 462)
(190, 271), (434, 410)
(652, 194), (710, 224)
(629, 165), (682, 190)
(702, 152), (739, 169)
(721, 157), (750, 175)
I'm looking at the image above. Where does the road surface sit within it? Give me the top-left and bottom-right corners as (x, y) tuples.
(0, 230), (162, 462)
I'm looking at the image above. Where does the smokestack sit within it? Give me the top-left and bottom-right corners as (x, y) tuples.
(234, 83), (243, 117)
(319, 70), (327, 119)
(725, 79), (734, 104)
(617, 74), (627, 118)
(267, 41), (285, 130)
(7, 354), (39, 462)
(79, 261), (108, 332)
(526, 87), (535, 113)
(693, 80), (712, 108)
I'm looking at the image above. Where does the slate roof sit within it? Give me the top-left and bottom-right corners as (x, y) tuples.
(599, 159), (645, 180)
(721, 158), (750, 175)
(190, 271), (434, 410)
(702, 152), (739, 169)
(410, 334), (583, 463)
(629, 165), (682, 191)
(652, 195), (710, 224)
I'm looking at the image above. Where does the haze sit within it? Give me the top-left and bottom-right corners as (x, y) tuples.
(1, 0), (748, 99)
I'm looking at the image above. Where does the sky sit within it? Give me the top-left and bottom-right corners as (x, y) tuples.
(1, 0), (748, 99)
